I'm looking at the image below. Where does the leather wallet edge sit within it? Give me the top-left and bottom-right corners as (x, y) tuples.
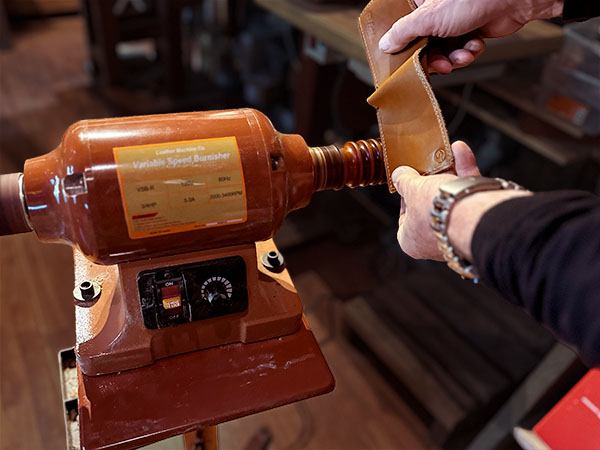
(358, 0), (454, 193)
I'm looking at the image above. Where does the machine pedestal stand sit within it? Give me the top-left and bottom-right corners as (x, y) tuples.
(70, 240), (334, 449)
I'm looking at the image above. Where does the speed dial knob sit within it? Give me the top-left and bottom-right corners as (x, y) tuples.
(200, 276), (233, 304)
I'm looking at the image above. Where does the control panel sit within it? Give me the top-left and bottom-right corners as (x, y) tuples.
(137, 256), (248, 329)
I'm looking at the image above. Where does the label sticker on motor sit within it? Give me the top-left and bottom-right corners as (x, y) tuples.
(113, 137), (247, 239)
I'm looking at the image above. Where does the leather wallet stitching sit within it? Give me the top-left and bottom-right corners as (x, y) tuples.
(374, 107), (392, 188)
(358, 3), (395, 185)
(358, 0), (455, 187)
(411, 48), (453, 171)
(358, 0), (413, 192)
(358, 1), (380, 87)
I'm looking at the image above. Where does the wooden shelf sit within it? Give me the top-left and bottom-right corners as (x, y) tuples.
(255, 0), (588, 167)
(437, 86), (598, 166)
(255, 0), (562, 66)
(255, 0), (366, 63)
(477, 76), (587, 139)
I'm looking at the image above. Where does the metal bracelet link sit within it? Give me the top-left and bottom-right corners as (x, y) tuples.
(430, 176), (523, 281)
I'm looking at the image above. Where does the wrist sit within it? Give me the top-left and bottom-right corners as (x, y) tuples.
(510, 0), (564, 23)
(431, 176), (527, 280)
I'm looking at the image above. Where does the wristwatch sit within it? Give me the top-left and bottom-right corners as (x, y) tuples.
(430, 176), (523, 280)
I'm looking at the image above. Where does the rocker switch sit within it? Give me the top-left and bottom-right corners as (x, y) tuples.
(160, 284), (182, 313)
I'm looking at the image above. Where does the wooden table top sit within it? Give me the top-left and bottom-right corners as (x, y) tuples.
(255, 0), (563, 66)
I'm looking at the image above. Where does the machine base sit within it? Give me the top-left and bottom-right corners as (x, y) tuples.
(77, 319), (334, 450)
(74, 240), (304, 376)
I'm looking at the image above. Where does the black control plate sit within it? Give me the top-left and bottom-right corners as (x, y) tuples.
(137, 256), (248, 329)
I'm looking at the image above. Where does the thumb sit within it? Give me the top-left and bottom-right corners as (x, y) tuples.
(379, 7), (433, 53)
(391, 166), (420, 195)
(452, 141), (481, 177)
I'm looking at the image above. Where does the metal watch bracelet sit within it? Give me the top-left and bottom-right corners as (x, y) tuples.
(430, 176), (523, 281)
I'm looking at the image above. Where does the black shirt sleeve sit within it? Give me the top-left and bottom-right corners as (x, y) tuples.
(471, 191), (600, 367)
(562, 0), (600, 22)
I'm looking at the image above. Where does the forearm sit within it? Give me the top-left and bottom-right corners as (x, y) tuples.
(510, 0), (564, 23)
(447, 190), (532, 262)
(470, 191), (600, 366)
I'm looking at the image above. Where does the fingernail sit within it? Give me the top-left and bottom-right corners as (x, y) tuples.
(451, 55), (464, 65)
(379, 35), (391, 52)
(464, 41), (479, 51)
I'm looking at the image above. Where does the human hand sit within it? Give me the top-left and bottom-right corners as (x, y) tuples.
(392, 141), (480, 260)
(392, 141), (532, 261)
(378, 0), (564, 74)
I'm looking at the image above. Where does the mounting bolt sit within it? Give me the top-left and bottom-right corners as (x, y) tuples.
(73, 280), (101, 306)
(261, 250), (285, 273)
(79, 281), (95, 300)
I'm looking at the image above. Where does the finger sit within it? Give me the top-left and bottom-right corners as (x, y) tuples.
(397, 223), (404, 247)
(447, 38), (486, 69)
(398, 212), (406, 228)
(379, 7), (433, 53)
(447, 48), (475, 69)
(426, 35), (485, 72)
(464, 38), (485, 60)
(428, 53), (453, 74)
(426, 42), (453, 74)
(452, 141), (481, 176)
(391, 166), (420, 195)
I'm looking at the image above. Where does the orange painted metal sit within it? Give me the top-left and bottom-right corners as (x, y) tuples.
(74, 241), (304, 376)
(17, 108), (385, 265)
(23, 109), (315, 265)
(77, 319), (334, 450)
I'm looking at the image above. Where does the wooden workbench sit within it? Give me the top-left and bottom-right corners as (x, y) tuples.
(255, 0), (563, 66)
(255, 1), (600, 167)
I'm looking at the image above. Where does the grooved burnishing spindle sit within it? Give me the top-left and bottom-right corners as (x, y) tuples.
(309, 139), (386, 191)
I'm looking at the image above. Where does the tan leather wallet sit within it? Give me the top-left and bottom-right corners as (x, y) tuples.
(359, 0), (454, 192)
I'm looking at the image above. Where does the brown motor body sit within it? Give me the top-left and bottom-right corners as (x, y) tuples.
(12, 108), (385, 265)
(22, 109), (313, 264)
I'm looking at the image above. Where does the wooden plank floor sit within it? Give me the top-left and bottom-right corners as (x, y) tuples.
(0, 234), (75, 449)
(0, 16), (435, 449)
(0, 15), (111, 450)
(219, 272), (437, 450)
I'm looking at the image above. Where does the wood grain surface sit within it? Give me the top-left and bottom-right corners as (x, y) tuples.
(255, 0), (562, 67)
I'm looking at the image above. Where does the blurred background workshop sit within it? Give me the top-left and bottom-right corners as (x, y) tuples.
(0, 0), (599, 449)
